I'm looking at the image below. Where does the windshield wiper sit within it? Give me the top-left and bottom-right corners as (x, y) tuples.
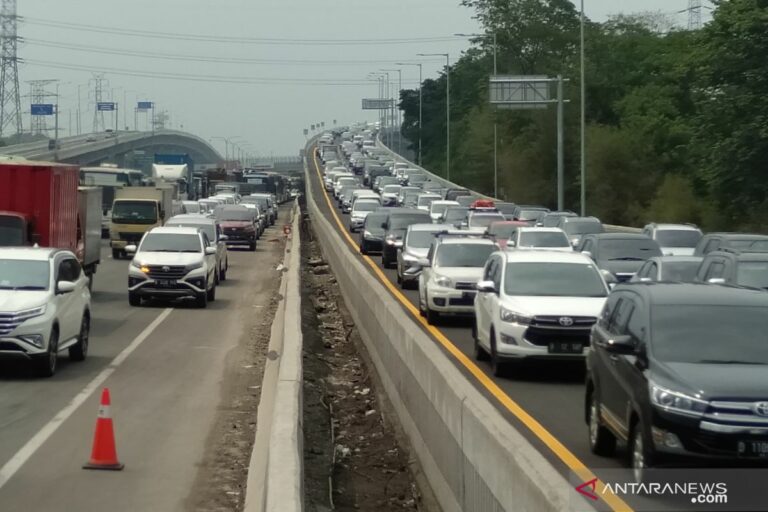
(13, 286), (46, 290)
(608, 257), (644, 261)
(697, 360), (768, 365)
(180, 250), (201, 253)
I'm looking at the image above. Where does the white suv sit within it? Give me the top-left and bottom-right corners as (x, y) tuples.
(0, 248), (92, 377)
(127, 226), (218, 308)
(642, 223), (703, 256)
(418, 235), (498, 324)
(473, 250), (609, 376)
(507, 227), (573, 252)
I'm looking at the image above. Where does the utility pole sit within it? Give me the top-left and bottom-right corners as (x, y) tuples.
(0, 0), (21, 139)
(556, 75), (565, 211)
(396, 62), (423, 166)
(91, 74), (108, 133)
(580, 0), (586, 216)
(687, 0), (702, 30)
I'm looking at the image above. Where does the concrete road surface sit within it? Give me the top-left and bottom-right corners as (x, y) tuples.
(0, 210), (289, 511)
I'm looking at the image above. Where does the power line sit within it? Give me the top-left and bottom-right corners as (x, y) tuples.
(23, 38), (442, 66)
(22, 17), (462, 46)
(23, 59), (422, 87)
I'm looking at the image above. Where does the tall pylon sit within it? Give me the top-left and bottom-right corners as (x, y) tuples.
(687, 0), (702, 30)
(91, 73), (109, 133)
(0, 0), (22, 139)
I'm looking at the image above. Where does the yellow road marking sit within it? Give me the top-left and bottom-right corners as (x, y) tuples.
(310, 149), (632, 512)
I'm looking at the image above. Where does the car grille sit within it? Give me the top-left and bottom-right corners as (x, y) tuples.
(0, 341), (24, 352)
(455, 282), (476, 290)
(119, 232), (144, 243)
(145, 265), (188, 280)
(0, 311), (36, 336)
(523, 316), (596, 347)
(448, 295), (475, 306)
(615, 273), (635, 282)
(703, 401), (768, 428)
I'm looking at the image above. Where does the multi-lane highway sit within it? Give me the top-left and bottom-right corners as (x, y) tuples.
(306, 147), (631, 487)
(0, 212), (288, 511)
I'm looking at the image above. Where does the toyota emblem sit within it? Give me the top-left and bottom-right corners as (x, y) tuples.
(753, 402), (768, 417)
(162, 266), (170, 272)
(559, 317), (574, 327)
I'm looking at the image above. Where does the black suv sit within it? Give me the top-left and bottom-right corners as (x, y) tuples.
(380, 208), (431, 267)
(696, 248), (768, 290)
(693, 233), (768, 257)
(577, 233), (662, 282)
(586, 283), (768, 483)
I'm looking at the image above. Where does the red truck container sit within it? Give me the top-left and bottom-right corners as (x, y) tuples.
(0, 160), (79, 250)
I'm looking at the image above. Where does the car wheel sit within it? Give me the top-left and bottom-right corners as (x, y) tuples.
(472, 321), (488, 361)
(69, 314), (90, 362)
(249, 241), (256, 252)
(36, 327), (59, 377)
(629, 421), (653, 484)
(207, 283), (216, 301)
(196, 283), (209, 308)
(425, 294), (439, 325)
(490, 333), (507, 377)
(587, 390), (616, 456)
(220, 263), (227, 282)
(128, 292), (141, 307)
(396, 266), (402, 285)
(112, 249), (121, 260)
(360, 242), (368, 255)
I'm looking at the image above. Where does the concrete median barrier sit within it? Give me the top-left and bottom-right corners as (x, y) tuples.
(244, 201), (304, 512)
(305, 160), (586, 511)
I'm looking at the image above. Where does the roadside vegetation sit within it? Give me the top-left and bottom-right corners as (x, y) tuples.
(400, 0), (768, 230)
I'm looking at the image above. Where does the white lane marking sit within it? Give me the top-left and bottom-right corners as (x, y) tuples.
(0, 307), (174, 490)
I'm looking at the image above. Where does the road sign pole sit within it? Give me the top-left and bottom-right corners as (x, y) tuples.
(54, 103), (58, 150)
(557, 75), (564, 211)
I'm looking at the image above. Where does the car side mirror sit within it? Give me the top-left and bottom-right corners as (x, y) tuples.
(508, 240), (516, 248)
(417, 258), (430, 268)
(600, 269), (617, 283)
(125, 244), (137, 254)
(582, 250), (593, 259)
(159, 210), (166, 220)
(205, 247), (217, 255)
(57, 280), (76, 294)
(639, 277), (652, 282)
(219, 235), (229, 241)
(476, 280), (497, 293)
(708, 277), (726, 285)
(604, 334), (635, 355)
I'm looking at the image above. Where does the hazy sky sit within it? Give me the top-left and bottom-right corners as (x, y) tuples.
(18, 1), (704, 157)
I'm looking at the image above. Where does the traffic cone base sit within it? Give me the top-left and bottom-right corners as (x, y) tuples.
(83, 388), (124, 471)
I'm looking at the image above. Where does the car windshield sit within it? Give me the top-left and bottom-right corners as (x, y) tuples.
(660, 261), (701, 282)
(436, 243), (495, 267)
(562, 221), (603, 236)
(406, 230), (439, 248)
(469, 214), (505, 228)
(444, 208), (468, 223)
(518, 231), (570, 248)
(0, 259), (49, 290)
(495, 203), (516, 215)
(656, 229), (702, 247)
(729, 239), (768, 251)
(736, 262), (768, 289)
(651, 305), (768, 364)
(364, 213), (388, 234)
(504, 262), (607, 297)
(182, 202), (200, 213)
(383, 185), (401, 194)
(0, 216), (25, 246)
(389, 213), (431, 229)
(598, 239), (662, 260)
(140, 233), (201, 253)
(518, 209), (547, 221)
(166, 222), (215, 241)
(430, 203), (454, 216)
(418, 196), (439, 207)
(216, 209), (253, 221)
(112, 201), (157, 223)
(541, 215), (566, 227)
(487, 224), (519, 238)
(353, 201), (379, 212)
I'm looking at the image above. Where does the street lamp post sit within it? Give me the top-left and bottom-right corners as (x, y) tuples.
(456, 32), (498, 198)
(395, 62), (423, 166)
(381, 68), (402, 156)
(418, 53), (450, 181)
(580, 0), (587, 216)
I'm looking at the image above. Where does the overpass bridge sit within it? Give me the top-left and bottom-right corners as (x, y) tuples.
(0, 129), (222, 168)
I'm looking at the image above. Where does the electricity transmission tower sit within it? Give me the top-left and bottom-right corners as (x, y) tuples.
(91, 74), (109, 132)
(687, 0), (702, 30)
(0, 0), (22, 139)
(26, 79), (57, 135)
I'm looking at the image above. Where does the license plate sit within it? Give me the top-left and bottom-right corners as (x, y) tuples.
(461, 291), (476, 300)
(155, 279), (176, 288)
(548, 342), (583, 354)
(738, 440), (768, 458)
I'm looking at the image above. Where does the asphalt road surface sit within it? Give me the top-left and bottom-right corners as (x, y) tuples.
(0, 208), (289, 512)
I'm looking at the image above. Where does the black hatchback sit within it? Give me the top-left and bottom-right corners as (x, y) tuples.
(586, 282), (768, 483)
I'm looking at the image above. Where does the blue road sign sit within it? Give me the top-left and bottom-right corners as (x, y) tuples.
(31, 104), (54, 116)
(137, 101), (153, 110)
(97, 102), (116, 111)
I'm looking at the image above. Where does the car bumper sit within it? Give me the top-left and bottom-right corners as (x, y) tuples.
(0, 311), (57, 359)
(349, 218), (365, 230)
(129, 270), (207, 298)
(427, 286), (477, 315)
(492, 323), (588, 360)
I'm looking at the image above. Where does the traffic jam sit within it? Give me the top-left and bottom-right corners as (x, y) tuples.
(0, 157), (296, 377)
(316, 124), (768, 484)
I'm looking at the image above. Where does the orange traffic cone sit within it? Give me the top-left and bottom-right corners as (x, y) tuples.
(83, 388), (124, 470)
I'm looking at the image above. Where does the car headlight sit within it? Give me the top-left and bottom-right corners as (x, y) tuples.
(500, 307), (531, 325)
(363, 230), (373, 237)
(434, 275), (453, 288)
(186, 261), (204, 271)
(649, 382), (708, 417)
